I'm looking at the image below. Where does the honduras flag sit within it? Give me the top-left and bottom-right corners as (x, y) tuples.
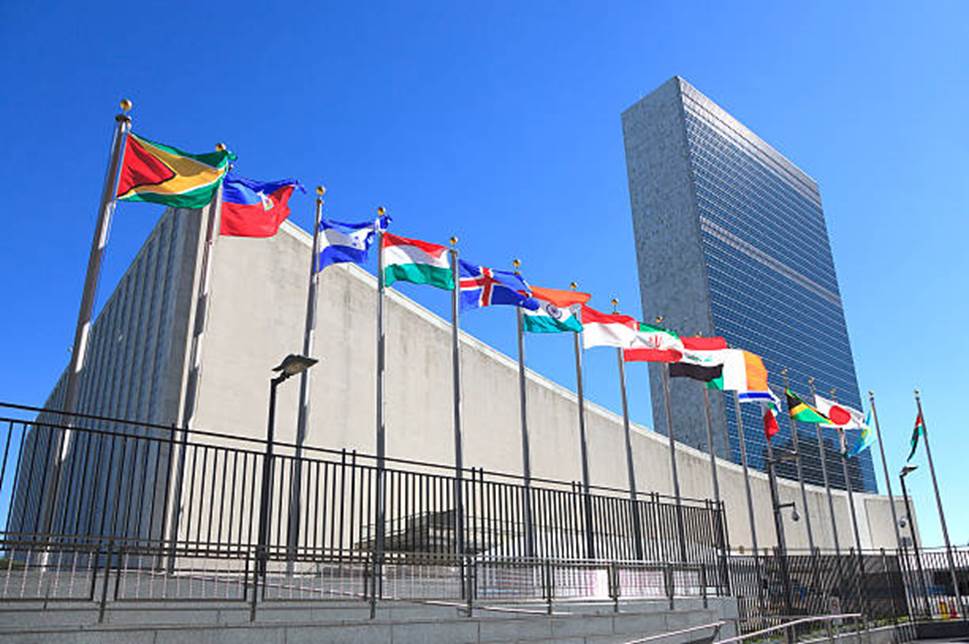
(315, 215), (390, 273)
(458, 259), (540, 312)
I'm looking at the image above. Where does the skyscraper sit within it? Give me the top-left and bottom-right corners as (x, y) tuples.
(621, 77), (876, 493)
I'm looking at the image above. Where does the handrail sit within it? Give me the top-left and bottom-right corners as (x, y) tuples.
(716, 613), (863, 644)
(625, 621), (725, 644)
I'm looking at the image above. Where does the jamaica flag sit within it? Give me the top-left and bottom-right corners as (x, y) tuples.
(785, 389), (830, 424)
(116, 133), (234, 208)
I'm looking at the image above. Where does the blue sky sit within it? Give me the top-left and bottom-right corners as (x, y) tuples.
(0, 1), (966, 547)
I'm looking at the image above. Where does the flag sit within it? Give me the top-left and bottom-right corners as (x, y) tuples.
(814, 394), (867, 430)
(458, 260), (539, 311)
(763, 402), (780, 441)
(846, 411), (875, 457)
(663, 337), (730, 376)
(523, 286), (590, 333)
(907, 412), (925, 461)
(581, 306), (640, 348)
(382, 233), (454, 290)
(709, 350), (777, 403)
(786, 389), (830, 423)
(116, 133), (233, 208)
(316, 215), (389, 273)
(220, 173), (304, 238)
(623, 324), (693, 362)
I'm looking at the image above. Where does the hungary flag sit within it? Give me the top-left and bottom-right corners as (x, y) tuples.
(786, 389), (830, 424)
(382, 232), (454, 290)
(523, 286), (590, 333)
(116, 133), (234, 208)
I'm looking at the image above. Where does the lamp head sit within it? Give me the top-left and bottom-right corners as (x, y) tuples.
(272, 354), (318, 378)
(901, 464), (918, 478)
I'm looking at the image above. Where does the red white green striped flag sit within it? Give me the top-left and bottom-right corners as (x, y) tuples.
(382, 233), (454, 290)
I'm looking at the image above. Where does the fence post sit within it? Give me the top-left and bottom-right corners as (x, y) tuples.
(544, 559), (554, 615)
(249, 548), (259, 622)
(97, 539), (113, 624)
(465, 556), (474, 617)
(610, 561), (619, 613)
(666, 562), (675, 610)
(701, 564), (708, 609)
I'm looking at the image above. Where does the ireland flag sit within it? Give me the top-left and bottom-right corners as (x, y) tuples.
(382, 232), (454, 290)
(523, 285), (590, 333)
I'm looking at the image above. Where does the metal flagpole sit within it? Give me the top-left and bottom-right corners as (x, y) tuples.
(657, 317), (687, 562)
(781, 369), (815, 551)
(702, 387), (722, 510)
(449, 238), (466, 562)
(915, 389), (965, 618)
(830, 388), (865, 555)
(43, 100), (132, 534)
(612, 298), (643, 560)
(166, 149), (227, 567)
(808, 377), (841, 556)
(733, 390), (765, 611)
(288, 186), (326, 566)
(572, 305), (595, 560)
(513, 259), (535, 558)
(370, 207), (387, 616)
(868, 391), (902, 549)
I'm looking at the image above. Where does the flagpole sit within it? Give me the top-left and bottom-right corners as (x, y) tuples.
(449, 238), (465, 562)
(513, 260), (535, 559)
(830, 388), (865, 555)
(569, 294), (595, 560)
(808, 377), (841, 556)
(657, 317), (687, 562)
(166, 148), (227, 563)
(371, 206), (387, 614)
(43, 100), (132, 533)
(288, 186), (325, 566)
(781, 369), (815, 552)
(734, 391), (764, 610)
(915, 389), (965, 618)
(701, 387), (722, 511)
(612, 298), (643, 560)
(867, 391), (902, 549)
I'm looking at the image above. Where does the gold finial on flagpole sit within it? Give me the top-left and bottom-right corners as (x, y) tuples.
(512, 258), (521, 274)
(570, 281), (578, 291)
(914, 388), (921, 398)
(450, 236), (458, 246)
(808, 376), (815, 386)
(781, 368), (788, 376)
(316, 186), (326, 197)
(377, 206), (386, 217)
(215, 143), (227, 152)
(830, 387), (837, 397)
(119, 98), (133, 113)
(610, 297), (619, 313)
(655, 315), (664, 325)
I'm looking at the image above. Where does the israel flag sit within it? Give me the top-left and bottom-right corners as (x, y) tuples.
(315, 215), (390, 273)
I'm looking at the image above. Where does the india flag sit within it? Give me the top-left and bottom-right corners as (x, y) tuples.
(382, 233), (454, 290)
(523, 286), (590, 333)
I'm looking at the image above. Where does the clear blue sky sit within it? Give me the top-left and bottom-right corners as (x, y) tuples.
(0, 2), (966, 547)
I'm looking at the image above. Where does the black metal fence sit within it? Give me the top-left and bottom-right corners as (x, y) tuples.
(0, 402), (730, 617)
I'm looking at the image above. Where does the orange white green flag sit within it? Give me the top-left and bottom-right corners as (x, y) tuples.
(116, 133), (234, 208)
(523, 286), (590, 333)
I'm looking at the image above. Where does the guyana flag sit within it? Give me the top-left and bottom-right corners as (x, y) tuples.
(116, 133), (234, 208)
(785, 389), (830, 424)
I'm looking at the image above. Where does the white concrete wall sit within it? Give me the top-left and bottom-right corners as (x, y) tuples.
(190, 220), (905, 551)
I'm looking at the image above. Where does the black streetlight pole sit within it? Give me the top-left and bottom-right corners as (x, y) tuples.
(256, 354), (318, 578)
(900, 465), (931, 618)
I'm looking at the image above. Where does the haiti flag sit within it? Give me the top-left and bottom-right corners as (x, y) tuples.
(220, 173), (304, 238)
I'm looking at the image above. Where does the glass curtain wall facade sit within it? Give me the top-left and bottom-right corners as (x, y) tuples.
(622, 77), (876, 493)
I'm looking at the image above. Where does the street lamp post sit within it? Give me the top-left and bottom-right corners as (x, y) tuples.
(900, 465), (931, 618)
(256, 354), (318, 578)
